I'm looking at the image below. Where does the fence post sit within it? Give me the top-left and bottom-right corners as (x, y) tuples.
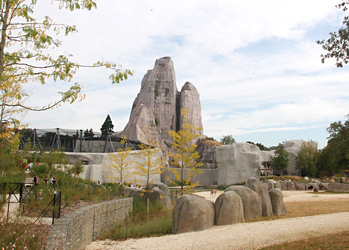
(19, 183), (23, 203)
(52, 191), (56, 225)
(7, 192), (10, 221)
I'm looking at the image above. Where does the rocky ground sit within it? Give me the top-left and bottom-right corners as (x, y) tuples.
(84, 191), (349, 250)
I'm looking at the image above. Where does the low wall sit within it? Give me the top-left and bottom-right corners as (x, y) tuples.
(161, 168), (217, 186)
(45, 198), (132, 250)
(328, 183), (349, 193)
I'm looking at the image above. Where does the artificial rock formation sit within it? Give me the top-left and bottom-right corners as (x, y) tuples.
(214, 191), (245, 225)
(151, 182), (171, 209)
(245, 177), (273, 217)
(172, 194), (215, 234)
(216, 143), (261, 185)
(225, 186), (262, 220)
(283, 140), (303, 175)
(269, 188), (287, 216)
(115, 57), (203, 152)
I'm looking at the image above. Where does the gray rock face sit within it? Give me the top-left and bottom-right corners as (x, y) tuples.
(295, 182), (306, 190)
(224, 186), (262, 220)
(269, 188), (287, 216)
(283, 140), (302, 175)
(179, 82), (203, 142)
(132, 57), (177, 146)
(124, 187), (143, 199)
(172, 194), (214, 234)
(214, 191), (245, 225)
(216, 143), (260, 185)
(149, 187), (168, 207)
(116, 57), (203, 153)
(196, 139), (219, 169)
(263, 180), (274, 190)
(245, 177), (273, 217)
(151, 182), (171, 208)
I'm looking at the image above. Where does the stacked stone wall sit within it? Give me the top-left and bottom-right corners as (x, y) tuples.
(44, 198), (132, 250)
(328, 183), (349, 193)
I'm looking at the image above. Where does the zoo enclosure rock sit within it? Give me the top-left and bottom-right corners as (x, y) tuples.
(214, 191), (245, 225)
(224, 186), (262, 220)
(269, 188), (287, 216)
(245, 177), (273, 217)
(172, 194), (214, 234)
(151, 182), (171, 208)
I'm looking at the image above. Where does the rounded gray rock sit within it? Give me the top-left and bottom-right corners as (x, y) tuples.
(269, 188), (287, 216)
(172, 195), (214, 234)
(215, 191), (244, 225)
(245, 177), (273, 217)
(225, 186), (262, 220)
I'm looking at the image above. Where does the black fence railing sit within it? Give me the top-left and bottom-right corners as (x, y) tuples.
(0, 182), (61, 225)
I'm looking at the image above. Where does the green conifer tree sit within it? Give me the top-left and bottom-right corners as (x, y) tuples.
(100, 115), (114, 137)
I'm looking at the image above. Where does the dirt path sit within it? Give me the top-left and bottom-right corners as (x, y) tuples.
(85, 191), (349, 250)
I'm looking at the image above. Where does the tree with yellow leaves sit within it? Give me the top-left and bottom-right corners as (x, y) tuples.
(134, 133), (163, 218)
(168, 108), (203, 195)
(107, 136), (133, 183)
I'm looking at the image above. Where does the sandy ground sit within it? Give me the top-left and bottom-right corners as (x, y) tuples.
(85, 191), (349, 250)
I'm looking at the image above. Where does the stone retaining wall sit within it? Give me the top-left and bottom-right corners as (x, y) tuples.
(44, 198), (132, 250)
(328, 183), (349, 193)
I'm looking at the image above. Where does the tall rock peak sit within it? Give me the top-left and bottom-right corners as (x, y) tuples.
(116, 57), (203, 152)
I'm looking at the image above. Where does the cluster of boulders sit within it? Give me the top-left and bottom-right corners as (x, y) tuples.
(263, 179), (328, 191)
(124, 182), (172, 209)
(172, 177), (287, 234)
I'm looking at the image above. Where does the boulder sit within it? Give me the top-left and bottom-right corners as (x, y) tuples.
(263, 180), (274, 190)
(151, 182), (171, 208)
(245, 177), (273, 217)
(149, 187), (167, 207)
(214, 191), (244, 225)
(269, 188), (287, 216)
(124, 187), (143, 199)
(295, 182), (306, 190)
(225, 186), (262, 220)
(274, 182), (281, 189)
(286, 182), (295, 190)
(172, 195), (214, 234)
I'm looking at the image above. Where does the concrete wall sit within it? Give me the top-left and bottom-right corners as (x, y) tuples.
(44, 198), (132, 250)
(65, 149), (162, 185)
(328, 183), (349, 193)
(74, 140), (124, 153)
(161, 168), (218, 186)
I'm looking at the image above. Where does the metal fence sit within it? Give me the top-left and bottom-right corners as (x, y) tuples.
(0, 183), (61, 225)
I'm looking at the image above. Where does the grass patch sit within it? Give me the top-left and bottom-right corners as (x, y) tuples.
(246, 199), (349, 223)
(0, 216), (49, 250)
(100, 197), (173, 240)
(260, 231), (349, 250)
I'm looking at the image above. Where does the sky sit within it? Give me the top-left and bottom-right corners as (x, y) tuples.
(17, 0), (349, 149)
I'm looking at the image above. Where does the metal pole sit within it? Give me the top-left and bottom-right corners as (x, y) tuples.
(33, 128), (36, 148)
(7, 192), (10, 221)
(52, 191), (56, 225)
(57, 128), (61, 149)
(80, 130), (82, 152)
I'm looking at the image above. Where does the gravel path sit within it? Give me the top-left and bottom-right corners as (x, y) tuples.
(85, 191), (349, 250)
